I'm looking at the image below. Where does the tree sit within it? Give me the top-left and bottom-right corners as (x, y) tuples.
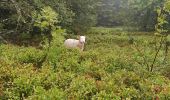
(96, 0), (167, 31)
(67, 0), (99, 34)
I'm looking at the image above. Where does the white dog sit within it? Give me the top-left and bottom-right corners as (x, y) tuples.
(64, 36), (86, 51)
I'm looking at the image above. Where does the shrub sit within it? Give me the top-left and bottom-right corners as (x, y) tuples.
(66, 76), (97, 99)
(0, 44), (45, 65)
(27, 86), (66, 100)
(92, 91), (121, 100)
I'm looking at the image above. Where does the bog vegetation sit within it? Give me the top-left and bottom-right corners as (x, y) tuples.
(0, 0), (170, 99)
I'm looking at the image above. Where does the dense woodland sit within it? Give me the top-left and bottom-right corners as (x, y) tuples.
(0, 0), (170, 99)
(0, 0), (169, 38)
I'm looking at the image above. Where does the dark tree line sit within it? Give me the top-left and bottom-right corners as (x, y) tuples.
(97, 0), (169, 31)
(0, 0), (98, 38)
(0, 0), (170, 43)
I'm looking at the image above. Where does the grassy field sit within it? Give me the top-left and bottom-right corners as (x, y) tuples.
(0, 27), (170, 99)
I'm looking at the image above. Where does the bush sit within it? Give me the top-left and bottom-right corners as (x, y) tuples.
(0, 44), (45, 65)
(27, 86), (66, 100)
(66, 76), (97, 99)
(92, 91), (121, 100)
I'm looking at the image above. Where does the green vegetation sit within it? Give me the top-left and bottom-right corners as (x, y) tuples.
(0, 29), (170, 99)
(0, 0), (170, 100)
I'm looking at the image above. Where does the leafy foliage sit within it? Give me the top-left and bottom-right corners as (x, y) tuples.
(0, 0), (170, 100)
(1, 29), (170, 99)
